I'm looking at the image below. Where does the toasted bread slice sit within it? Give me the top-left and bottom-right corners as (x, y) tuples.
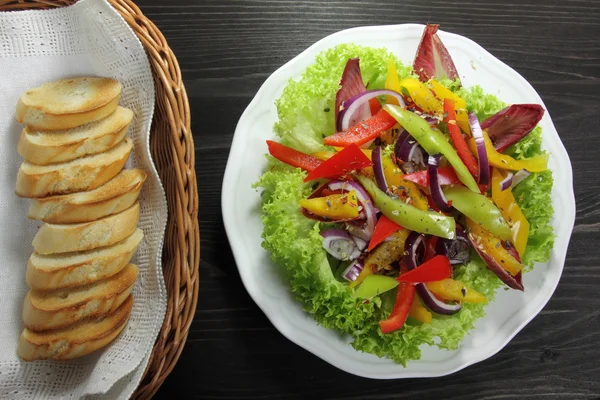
(15, 77), (121, 131)
(27, 229), (143, 290)
(18, 106), (133, 165)
(23, 264), (138, 331)
(32, 202), (140, 255)
(17, 294), (133, 361)
(28, 168), (146, 224)
(16, 137), (133, 198)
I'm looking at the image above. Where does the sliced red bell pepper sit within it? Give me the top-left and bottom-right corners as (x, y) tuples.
(266, 140), (322, 172)
(367, 214), (403, 252)
(398, 255), (452, 283)
(369, 97), (381, 115)
(402, 166), (460, 187)
(379, 281), (415, 334)
(444, 99), (479, 180)
(323, 109), (397, 147)
(304, 143), (372, 182)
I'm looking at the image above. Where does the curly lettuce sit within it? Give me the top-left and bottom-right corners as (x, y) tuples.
(255, 44), (555, 365)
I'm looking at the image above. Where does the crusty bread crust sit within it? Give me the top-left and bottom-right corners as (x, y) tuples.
(16, 137), (133, 198)
(26, 229), (143, 290)
(18, 106), (133, 165)
(15, 77), (121, 131)
(23, 264), (138, 331)
(32, 202), (140, 255)
(17, 294), (133, 361)
(28, 168), (146, 224)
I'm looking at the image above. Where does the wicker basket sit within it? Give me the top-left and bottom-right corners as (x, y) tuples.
(0, 0), (200, 398)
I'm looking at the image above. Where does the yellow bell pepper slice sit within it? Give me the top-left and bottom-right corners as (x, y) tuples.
(381, 155), (429, 211)
(466, 218), (525, 276)
(399, 77), (442, 114)
(468, 131), (548, 172)
(298, 191), (359, 220)
(429, 80), (470, 134)
(425, 279), (487, 303)
(385, 59), (402, 105)
(491, 168), (530, 256)
(311, 151), (336, 161)
(409, 294), (432, 323)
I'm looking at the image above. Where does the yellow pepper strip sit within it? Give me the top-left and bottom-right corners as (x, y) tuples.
(429, 80), (470, 134)
(468, 131), (548, 172)
(311, 151), (336, 161)
(381, 154), (429, 211)
(425, 279), (487, 303)
(350, 229), (410, 288)
(491, 168), (530, 256)
(298, 191), (359, 220)
(399, 77), (442, 114)
(409, 293), (432, 323)
(466, 218), (525, 276)
(385, 59), (402, 105)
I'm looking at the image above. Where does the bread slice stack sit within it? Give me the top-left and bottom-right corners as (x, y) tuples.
(13, 77), (146, 361)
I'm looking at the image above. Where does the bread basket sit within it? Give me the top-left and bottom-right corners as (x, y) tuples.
(0, 0), (200, 398)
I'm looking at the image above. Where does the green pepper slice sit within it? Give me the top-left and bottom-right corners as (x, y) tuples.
(356, 175), (456, 239)
(354, 275), (399, 299)
(383, 104), (480, 193)
(444, 185), (512, 241)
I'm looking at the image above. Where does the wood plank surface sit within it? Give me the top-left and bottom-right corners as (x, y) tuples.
(134, 0), (600, 398)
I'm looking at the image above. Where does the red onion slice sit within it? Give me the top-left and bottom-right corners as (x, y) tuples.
(428, 155), (453, 212)
(499, 171), (514, 191)
(404, 231), (462, 315)
(511, 169), (531, 189)
(372, 146), (389, 193)
(342, 260), (364, 282)
(394, 129), (427, 170)
(468, 112), (490, 186)
(320, 228), (362, 261)
(328, 180), (376, 241)
(417, 284), (462, 315)
(352, 236), (367, 251)
(339, 89), (406, 131)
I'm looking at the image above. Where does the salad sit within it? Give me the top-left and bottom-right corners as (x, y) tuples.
(254, 25), (554, 365)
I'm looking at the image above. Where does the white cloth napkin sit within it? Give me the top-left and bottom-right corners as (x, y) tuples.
(0, 0), (168, 398)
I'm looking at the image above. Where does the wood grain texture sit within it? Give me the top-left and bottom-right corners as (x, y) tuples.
(137, 0), (600, 398)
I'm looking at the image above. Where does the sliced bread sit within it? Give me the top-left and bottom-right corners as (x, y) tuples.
(17, 294), (133, 361)
(16, 137), (133, 198)
(18, 106), (133, 165)
(23, 264), (138, 331)
(28, 168), (146, 224)
(32, 202), (140, 255)
(27, 229), (143, 290)
(15, 77), (121, 131)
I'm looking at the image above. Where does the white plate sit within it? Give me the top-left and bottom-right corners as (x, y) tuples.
(222, 24), (575, 378)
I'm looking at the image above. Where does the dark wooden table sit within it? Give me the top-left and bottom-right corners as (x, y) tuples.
(137, 1), (600, 398)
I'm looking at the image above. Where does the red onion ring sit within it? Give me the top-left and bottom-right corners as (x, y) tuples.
(338, 89), (406, 131)
(468, 112), (490, 186)
(372, 146), (389, 193)
(404, 231), (462, 315)
(428, 155), (453, 212)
